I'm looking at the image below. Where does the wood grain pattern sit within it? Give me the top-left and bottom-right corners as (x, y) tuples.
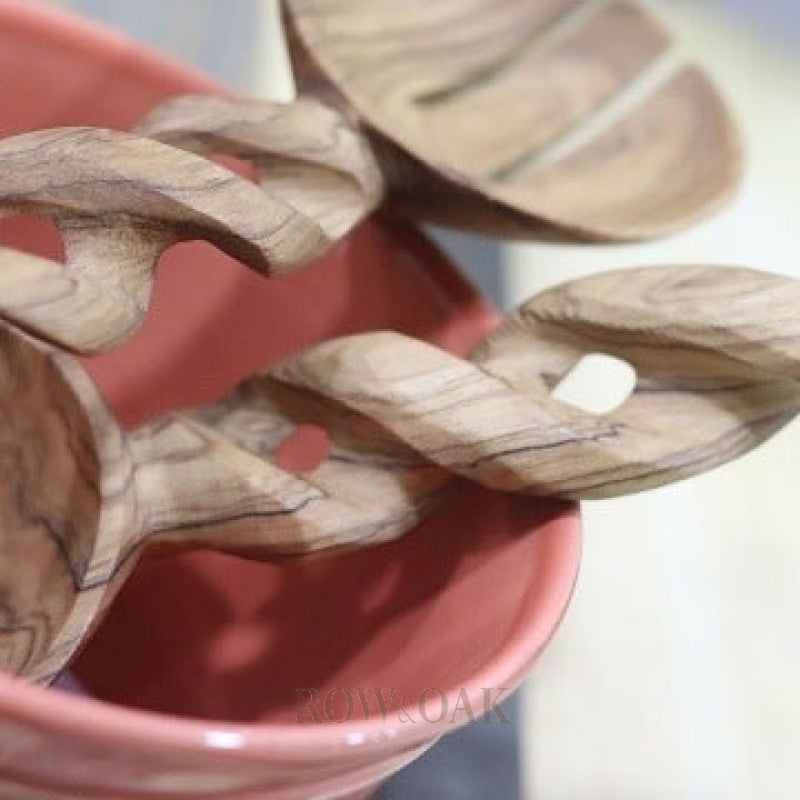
(0, 317), (447, 683)
(136, 94), (384, 245)
(0, 0), (754, 685)
(415, 2), (671, 177)
(0, 126), (331, 353)
(0, 326), (130, 681)
(0, 0), (746, 361)
(282, 0), (742, 240)
(2, 264), (799, 682)
(0, 2), (746, 362)
(499, 67), (739, 239)
(270, 265), (800, 499)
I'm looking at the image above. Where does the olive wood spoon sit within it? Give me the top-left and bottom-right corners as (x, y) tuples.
(1, 263), (797, 684)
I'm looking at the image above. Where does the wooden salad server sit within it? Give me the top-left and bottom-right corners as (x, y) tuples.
(2, 261), (799, 684)
(134, 0), (742, 244)
(279, 0), (742, 240)
(0, 55), (742, 358)
(0, 6), (744, 355)
(0, 116), (376, 353)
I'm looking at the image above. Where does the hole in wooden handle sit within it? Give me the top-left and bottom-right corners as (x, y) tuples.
(273, 423), (332, 473)
(551, 352), (636, 414)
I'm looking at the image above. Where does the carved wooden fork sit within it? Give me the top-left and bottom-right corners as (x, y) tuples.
(119, 0), (742, 251)
(280, 0), (742, 240)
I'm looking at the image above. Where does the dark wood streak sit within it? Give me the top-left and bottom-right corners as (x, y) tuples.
(129, 496), (317, 556)
(459, 425), (626, 470)
(0, 125), (339, 355)
(550, 405), (800, 497)
(0, 621), (38, 674)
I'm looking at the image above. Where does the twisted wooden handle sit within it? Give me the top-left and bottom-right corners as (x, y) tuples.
(263, 264), (800, 500)
(0, 96), (382, 354)
(3, 263), (797, 683)
(129, 263), (800, 562)
(0, 102), (787, 550)
(127, 382), (447, 557)
(7, 261), (797, 561)
(137, 93), (384, 244)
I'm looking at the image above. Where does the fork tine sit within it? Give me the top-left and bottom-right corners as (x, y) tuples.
(420, 2), (669, 178)
(501, 67), (741, 240)
(283, 0), (742, 240)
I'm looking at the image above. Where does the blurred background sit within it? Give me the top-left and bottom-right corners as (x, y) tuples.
(37, 1), (800, 797)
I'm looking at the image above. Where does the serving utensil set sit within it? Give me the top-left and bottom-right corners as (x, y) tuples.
(3, 1), (782, 684)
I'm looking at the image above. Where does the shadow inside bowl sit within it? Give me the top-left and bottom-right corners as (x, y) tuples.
(72, 483), (575, 723)
(61, 211), (580, 725)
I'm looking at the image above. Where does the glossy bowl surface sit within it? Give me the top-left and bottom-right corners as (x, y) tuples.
(0, 2), (581, 798)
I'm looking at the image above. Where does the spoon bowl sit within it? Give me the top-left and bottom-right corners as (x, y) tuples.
(0, 325), (117, 679)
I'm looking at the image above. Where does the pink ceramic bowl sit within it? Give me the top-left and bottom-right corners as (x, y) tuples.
(0, 3), (581, 798)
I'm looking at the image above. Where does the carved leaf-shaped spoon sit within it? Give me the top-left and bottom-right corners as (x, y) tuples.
(281, 0), (742, 240)
(2, 262), (797, 684)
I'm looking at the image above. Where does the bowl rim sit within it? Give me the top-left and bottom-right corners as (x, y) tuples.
(0, 506), (580, 761)
(0, 0), (583, 763)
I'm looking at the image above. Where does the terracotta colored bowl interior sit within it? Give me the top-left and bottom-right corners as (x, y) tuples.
(0, 0), (580, 746)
